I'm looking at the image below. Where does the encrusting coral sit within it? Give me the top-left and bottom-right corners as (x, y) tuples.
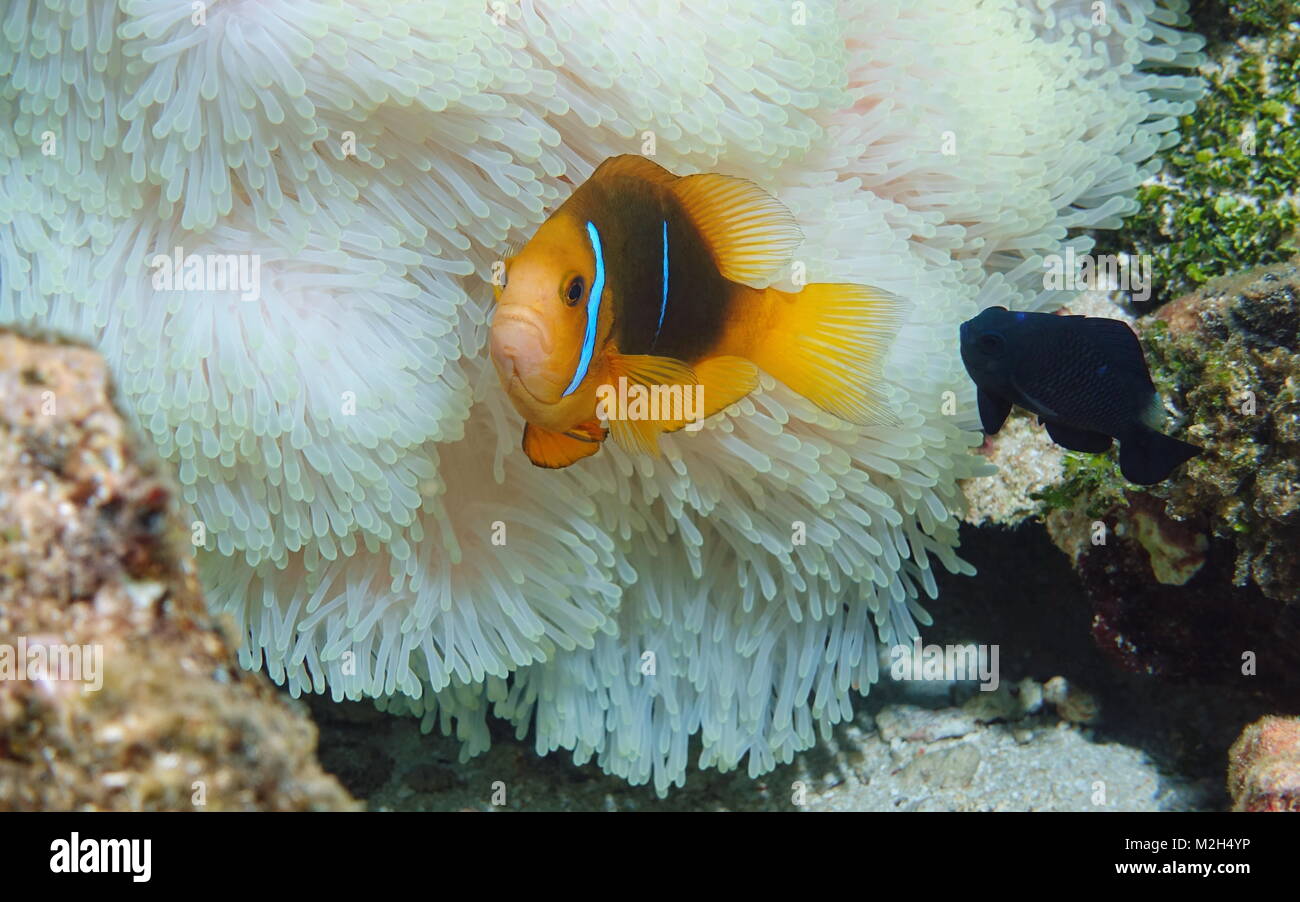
(0, 1), (1204, 793)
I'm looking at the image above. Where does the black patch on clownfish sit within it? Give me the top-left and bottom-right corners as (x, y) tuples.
(577, 173), (733, 363)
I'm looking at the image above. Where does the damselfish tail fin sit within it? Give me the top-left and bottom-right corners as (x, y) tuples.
(1119, 426), (1201, 485)
(748, 283), (907, 426)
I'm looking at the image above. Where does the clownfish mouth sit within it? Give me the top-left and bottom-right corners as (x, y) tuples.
(486, 308), (561, 400)
(491, 306), (569, 411)
(491, 308), (553, 356)
(486, 310), (556, 400)
(507, 371), (551, 407)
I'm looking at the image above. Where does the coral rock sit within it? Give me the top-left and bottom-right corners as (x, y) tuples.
(876, 705), (978, 743)
(0, 330), (358, 811)
(1037, 260), (1300, 695)
(1042, 676), (1100, 725)
(1228, 716), (1300, 812)
(1150, 257), (1300, 603)
(1122, 494), (1208, 585)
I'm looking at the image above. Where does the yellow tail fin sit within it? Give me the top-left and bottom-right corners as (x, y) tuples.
(748, 284), (906, 426)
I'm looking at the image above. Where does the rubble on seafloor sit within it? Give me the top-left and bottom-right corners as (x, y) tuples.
(0, 329), (358, 811)
(306, 672), (1211, 812)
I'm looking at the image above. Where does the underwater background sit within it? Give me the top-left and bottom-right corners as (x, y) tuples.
(0, 0), (1297, 811)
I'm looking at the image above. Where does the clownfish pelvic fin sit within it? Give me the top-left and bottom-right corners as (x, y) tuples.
(522, 420), (607, 468)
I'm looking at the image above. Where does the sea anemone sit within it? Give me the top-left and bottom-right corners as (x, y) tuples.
(0, 0), (1203, 794)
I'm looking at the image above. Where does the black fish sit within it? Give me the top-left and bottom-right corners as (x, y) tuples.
(959, 306), (1201, 485)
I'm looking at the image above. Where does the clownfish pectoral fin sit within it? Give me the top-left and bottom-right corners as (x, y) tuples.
(605, 352), (698, 392)
(749, 283), (907, 427)
(693, 356), (760, 419)
(670, 172), (803, 285)
(522, 421), (606, 469)
(603, 353), (698, 455)
(607, 415), (666, 456)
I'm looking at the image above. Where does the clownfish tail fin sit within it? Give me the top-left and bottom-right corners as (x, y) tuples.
(748, 283), (907, 427)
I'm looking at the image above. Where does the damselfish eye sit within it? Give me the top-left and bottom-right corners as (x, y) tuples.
(565, 275), (585, 306)
(978, 333), (1004, 353)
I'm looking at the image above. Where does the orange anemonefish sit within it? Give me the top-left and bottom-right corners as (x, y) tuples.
(489, 154), (906, 468)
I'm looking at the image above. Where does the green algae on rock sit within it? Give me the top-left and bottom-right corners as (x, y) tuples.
(1094, 1), (1300, 306)
(1145, 258), (1300, 603)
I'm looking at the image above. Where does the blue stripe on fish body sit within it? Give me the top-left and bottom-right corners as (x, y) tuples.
(653, 219), (668, 346)
(563, 220), (607, 397)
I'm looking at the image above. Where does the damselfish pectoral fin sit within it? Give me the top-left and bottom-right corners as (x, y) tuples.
(1041, 418), (1113, 453)
(977, 388), (1013, 434)
(522, 421), (606, 469)
(1010, 375), (1059, 421)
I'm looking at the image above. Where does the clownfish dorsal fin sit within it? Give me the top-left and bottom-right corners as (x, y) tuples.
(522, 421), (606, 469)
(669, 171), (803, 286)
(589, 154), (678, 185)
(603, 352), (698, 455)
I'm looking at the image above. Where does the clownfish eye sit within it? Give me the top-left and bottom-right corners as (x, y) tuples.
(978, 332), (1005, 354)
(564, 275), (585, 306)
